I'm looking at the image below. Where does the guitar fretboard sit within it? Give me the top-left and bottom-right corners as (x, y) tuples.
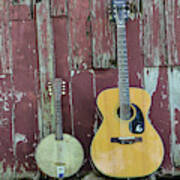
(117, 22), (131, 120)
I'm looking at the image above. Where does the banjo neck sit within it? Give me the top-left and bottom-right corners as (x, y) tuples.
(54, 78), (65, 141)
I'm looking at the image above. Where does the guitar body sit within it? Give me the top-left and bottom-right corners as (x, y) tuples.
(91, 87), (164, 178)
(35, 133), (84, 178)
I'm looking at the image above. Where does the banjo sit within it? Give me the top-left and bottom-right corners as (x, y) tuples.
(35, 78), (84, 178)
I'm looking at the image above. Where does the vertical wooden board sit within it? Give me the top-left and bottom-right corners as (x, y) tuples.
(53, 18), (72, 134)
(50, 0), (67, 17)
(91, 0), (115, 69)
(175, 0), (180, 64)
(168, 67), (180, 167)
(144, 67), (172, 171)
(11, 21), (38, 173)
(142, 0), (167, 67)
(95, 69), (118, 95)
(68, 0), (92, 70)
(72, 71), (95, 171)
(127, 19), (144, 88)
(36, 0), (56, 137)
(165, 0), (180, 66)
(53, 18), (70, 80)
(0, 1), (13, 74)
(9, 5), (31, 21)
(0, 74), (14, 173)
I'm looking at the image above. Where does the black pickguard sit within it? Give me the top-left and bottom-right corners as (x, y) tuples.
(129, 104), (144, 134)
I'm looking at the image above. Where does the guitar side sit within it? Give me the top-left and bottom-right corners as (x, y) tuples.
(90, 87), (164, 178)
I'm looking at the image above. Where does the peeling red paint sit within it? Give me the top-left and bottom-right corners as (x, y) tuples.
(51, 0), (67, 17)
(0, 74), (15, 170)
(148, 68), (172, 170)
(9, 5), (31, 21)
(68, 0), (92, 69)
(12, 20), (38, 173)
(0, 0), (180, 178)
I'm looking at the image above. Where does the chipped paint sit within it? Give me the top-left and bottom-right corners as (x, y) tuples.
(141, 0), (166, 66)
(0, 162), (13, 179)
(91, 0), (116, 69)
(0, 1), (13, 74)
(0, 0), (180, 178)
(165, 0), (179, 65)
(14, 91), (24, 103)
(14, 133), (27, 146)
(36, 0), (56, 137)
(168, 68), (180, 167)
(51, 0), (68, 17)
(178, 0), (180, 18)
(12, 0), (31, 5)
(144, 67), (159, 97)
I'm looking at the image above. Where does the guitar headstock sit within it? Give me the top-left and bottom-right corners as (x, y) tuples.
(109, 0), (140, 22)
(110, 0), (130, 25)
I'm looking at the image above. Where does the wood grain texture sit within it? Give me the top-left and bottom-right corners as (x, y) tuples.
(50, 0), (67, 17)
(141, 0), (167, 67)
(91, 0), (116, 68)
(144, 67), (172, 171)
(35, 0), (56, 137)
(12, 20), (38, 174)
(68, 0), (92, 70)
(0, 0), (180, 178)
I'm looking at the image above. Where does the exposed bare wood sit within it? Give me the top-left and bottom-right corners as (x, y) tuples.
(36, 0), (56, 137)
(50, 0), (67, 17)
(141, 0), (166, 66)
(91, 0), (116, 69)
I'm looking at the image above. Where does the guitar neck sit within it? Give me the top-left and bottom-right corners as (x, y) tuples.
(54, 79), (64, 140)
(117, 21), (131, 120)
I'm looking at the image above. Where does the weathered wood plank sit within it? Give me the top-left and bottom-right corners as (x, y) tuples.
(127, 19), (144, 87)
(53, 18), (70, 80)
(91, 0), (116, 69)
(68, 0), (92, 70)
(9, 5), (31, 21)
(164, 0), (180, 66)
(10, 0), (32, 21)
(164, 0), (180, 168)
(50, 0), (67, 17)
(36, 0), (56, 137)
(72, 71), (95, 171)
(0, 1), (13, 74)
(142, 0), (167, 67)
(11, 20), (38, 178)
(168, 67), (180, 168)
(53, 18), (72, 134)
(0, 74), (15, 178)
(144, 67), (172, 171)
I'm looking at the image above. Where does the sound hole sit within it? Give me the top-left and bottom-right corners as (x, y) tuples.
(117, 106), (134, 120)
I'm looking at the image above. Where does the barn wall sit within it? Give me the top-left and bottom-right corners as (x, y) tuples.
(0, 0), (180, 179)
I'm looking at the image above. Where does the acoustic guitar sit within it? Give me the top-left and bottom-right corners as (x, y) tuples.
(35, 78), (84, 178)
(90, 0), (164, 178)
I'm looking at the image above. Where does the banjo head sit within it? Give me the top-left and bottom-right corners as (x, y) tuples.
(35, 133), (84, 178)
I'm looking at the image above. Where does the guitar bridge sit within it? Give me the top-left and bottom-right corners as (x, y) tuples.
(111, 137), (142, 144)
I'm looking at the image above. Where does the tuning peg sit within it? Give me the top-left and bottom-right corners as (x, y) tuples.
(47, 81), (53, 96)
(62, 91), (66, 95)
(62, 81), (66, 85)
